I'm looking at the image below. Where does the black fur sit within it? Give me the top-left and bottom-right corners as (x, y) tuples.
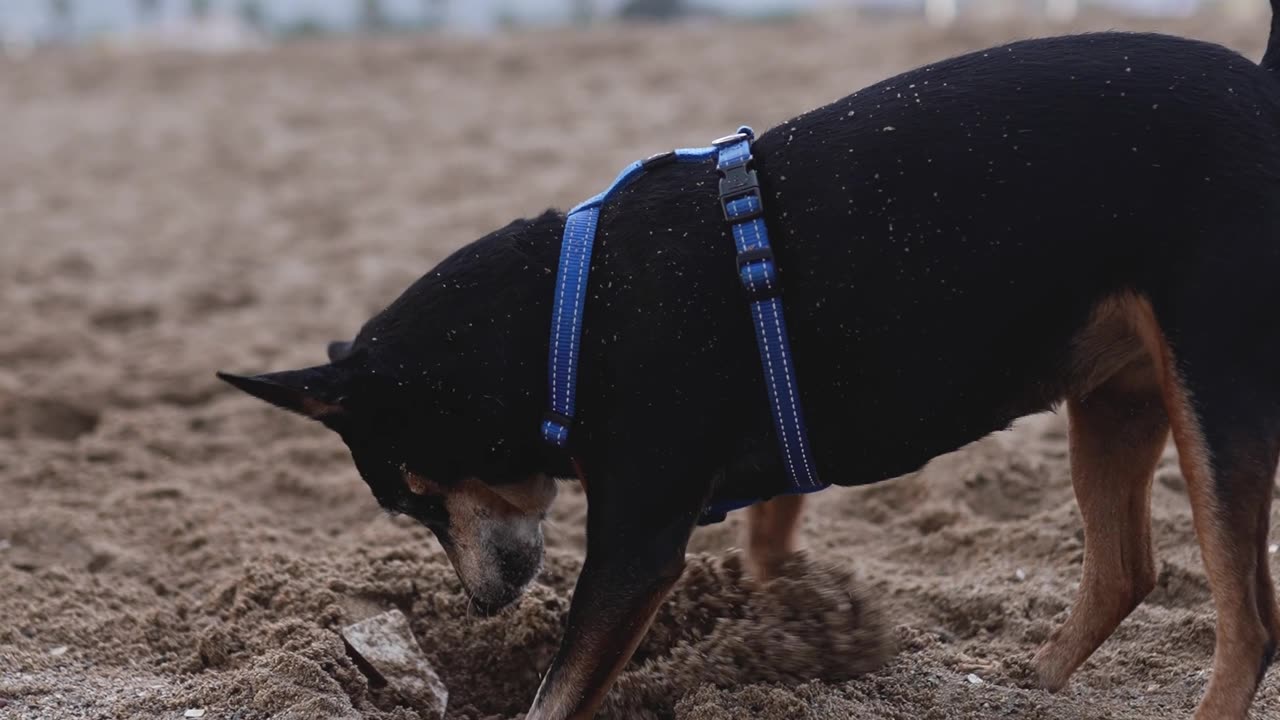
(220, 26), (1280, 719)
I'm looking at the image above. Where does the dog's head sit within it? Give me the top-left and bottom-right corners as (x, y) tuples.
(218, 348), (555, 613)
(217, 216), (566, 613)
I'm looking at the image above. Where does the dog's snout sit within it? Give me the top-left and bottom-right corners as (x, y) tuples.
(469, 583), (525, 616)
(495, 536), (541, 588)
(435, 515), (544, 615)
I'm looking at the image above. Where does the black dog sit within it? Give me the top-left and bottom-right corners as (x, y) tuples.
(220, 10), (1280, 719)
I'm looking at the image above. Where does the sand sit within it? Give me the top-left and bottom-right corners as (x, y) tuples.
(2, 12), (1279, 720)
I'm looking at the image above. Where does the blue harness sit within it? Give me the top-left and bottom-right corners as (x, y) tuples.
(541, 127), (826, 523)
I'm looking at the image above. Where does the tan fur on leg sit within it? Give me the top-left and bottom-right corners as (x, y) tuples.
(1256, 500), (1280, 654)
(1126, 296), (1275, 720)
(745, 493), (805, 581)
(1178, 433), (1273, 720)
(1031, 363), (1167, 691)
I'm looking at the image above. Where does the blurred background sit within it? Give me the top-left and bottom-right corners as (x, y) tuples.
(0, 0), (1270, 52)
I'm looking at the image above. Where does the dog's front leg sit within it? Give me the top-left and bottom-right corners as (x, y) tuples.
(525, 469), (705, 720)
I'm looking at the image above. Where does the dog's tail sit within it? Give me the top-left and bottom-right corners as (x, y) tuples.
(1264, 0), (1280, 73)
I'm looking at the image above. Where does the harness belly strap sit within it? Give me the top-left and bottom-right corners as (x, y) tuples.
(543, 127), (827, 523)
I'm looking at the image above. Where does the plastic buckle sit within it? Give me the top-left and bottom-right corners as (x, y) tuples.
(718, 165), (762, 221)
(719, 162), (758, 197)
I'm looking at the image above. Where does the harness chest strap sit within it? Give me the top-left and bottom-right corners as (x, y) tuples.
(541, 127), (826, 523)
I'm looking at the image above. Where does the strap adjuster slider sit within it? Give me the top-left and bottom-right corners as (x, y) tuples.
(736, 246), (774, 269)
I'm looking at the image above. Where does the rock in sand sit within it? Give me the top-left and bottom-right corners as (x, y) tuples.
(341, 609), (448, 720)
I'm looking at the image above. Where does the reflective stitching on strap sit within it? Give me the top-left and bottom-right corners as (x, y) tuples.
(712, 132), (825, 507)
(755, 208), (809, 485)
(753, 300), (796, 480)
(565, 210), (595, 410)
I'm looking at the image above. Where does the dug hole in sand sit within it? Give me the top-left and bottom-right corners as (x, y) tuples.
(2, 11), (1279, 720)
(166, 549), (890, 719)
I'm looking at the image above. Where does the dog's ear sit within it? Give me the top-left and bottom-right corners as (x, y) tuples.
(327, 341), (353, 363)
(216, 365), (347, 420)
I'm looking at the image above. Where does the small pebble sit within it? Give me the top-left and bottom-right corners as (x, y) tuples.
(966, 673), (984, 685)
(49, 646), (68, 656)
(1014, 568), (1027, 581)
(184, 710), (206, 719)
(1269, 544), (1277, 554)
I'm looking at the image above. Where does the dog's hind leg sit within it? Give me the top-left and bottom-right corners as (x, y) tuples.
(1166, 390), (1279, 720)
(745, 493), (805, 581)
(1129, 296), (1279, 719)
(1031, 358), (1168, 691)
(1164, 386), (1278, 718)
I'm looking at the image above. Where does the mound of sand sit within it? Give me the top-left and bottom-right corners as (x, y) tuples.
(2, 541), (888, 719)
(2, 11), (1278, 720)
(605, 553), (892, 718)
